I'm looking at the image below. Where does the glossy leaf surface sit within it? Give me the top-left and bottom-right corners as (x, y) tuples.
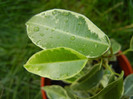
(24, 47), (87, 80)
(90, 72), (124, 99)
(42, 85), (70, 99)
(111, 39), (121, 54)
(71, 64), (103, 90)
(63, 62), (91, 83)
(26, 9), (110, 58)
(65, 86), (90, 99)
(124, 74), (133, 97)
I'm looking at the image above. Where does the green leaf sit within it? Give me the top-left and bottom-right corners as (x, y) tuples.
(124, 74), (133, 97)
(42, 85), (70, 99)
(65, 86), (90, 99)
(111, 39), (121, 54)
(130, 36), (133, 51)
(63, 61), (92, 83)
(64, 86), (77, 99)
(90, 72), (124, 99)
(26, 9), (110, 58)
(24, 47), (88, 80)
(108, 74), (116, 84)
(71, 64), (103, 90)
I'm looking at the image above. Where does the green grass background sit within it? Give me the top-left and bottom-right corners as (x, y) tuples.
(0, 0), (133, 99)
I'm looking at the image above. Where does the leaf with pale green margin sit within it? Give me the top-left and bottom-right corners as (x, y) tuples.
(24, 47), (88, 80)
(65, 86), (90, 99)
(26, 9), (110, 58)
(42, 85), (70, 99)
(64, 86), (77, 99)
(130, 36), (133, 51)
(71, 64), (103, 90)
(111, 39), (121, 54)
(63, 61), (92, 83)
(123, 74), (133, 97)
(90, 72), (124, 99)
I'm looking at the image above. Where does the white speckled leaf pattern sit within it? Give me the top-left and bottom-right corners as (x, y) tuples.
(26, 9), (110, 58)
(24, 47), (88, 80)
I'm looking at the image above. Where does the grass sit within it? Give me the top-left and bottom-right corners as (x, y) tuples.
(0, 0), (133, 98)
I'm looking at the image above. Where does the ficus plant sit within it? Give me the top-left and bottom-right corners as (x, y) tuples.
(24, 9), (133, 99)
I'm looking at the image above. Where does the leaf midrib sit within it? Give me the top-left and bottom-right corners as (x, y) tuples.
(27, 58), (87, 65)
(124, 84), (133, 96)
(27, 22), (109, 46)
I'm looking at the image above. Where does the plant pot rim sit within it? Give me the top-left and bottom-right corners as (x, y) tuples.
(41, 51), (133, 99)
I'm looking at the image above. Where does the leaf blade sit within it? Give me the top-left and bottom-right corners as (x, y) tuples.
(24, 47), (88, 80)
(90, 72), (124, 99)
(26, 9), (110, 58)
(71, 64), (103, 90)
(124, 74), (133, 97)
(42, 85), (70, 99)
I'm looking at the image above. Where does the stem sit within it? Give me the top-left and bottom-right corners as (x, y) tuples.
(102, 47), (113, 58)
(103, 61), (120, 76)
(117, 49), (131, 56)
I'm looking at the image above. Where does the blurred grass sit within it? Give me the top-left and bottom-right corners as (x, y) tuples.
(0, 0), (133, 98)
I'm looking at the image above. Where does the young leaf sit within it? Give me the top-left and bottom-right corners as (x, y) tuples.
(111, 39), (121, 54)
(123, 74), (133, 97)
(64, 86), (77, 99)
(26, 9), (110, 58)
(71, 64), (103, 90)
(65, 86), (90, 99)
(90, 72), (124, 99)
(24, 47), (88, 80)
(42, 85), (70, 99)
(130, 36), (133, 51)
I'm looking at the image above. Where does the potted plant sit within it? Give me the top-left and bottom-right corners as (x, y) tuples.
(24, 9), (133, 99)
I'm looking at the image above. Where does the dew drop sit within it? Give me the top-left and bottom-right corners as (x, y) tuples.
(36, 40), (41, 45)
(87, 35), (89, 38)
(78, 22), (82, 25)
(42, 13), (45, 16)
(91, 51), (93, 54)
(40, 33), (44, 36)
(34, 27), (39, 32)
(57, 36), (60, 39)
(63, 12), (69, 16)
(70, 36), (75, 40)
(52, 11), (56, 15)
(51, 29), (54, 32)
(95, 44), (98, 48)
(83, 44), (86, 47)
(65, 19), (68, 23)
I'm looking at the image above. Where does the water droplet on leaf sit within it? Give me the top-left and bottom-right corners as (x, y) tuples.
(70, 36), (75, 40)
(65, 19), (68, 23)
(40, 33), (44, 36)
(34, 27), (39, 32)
(63, 12), (69, 16)
(78, 22), (82, 25)
(95, 44), (98, 48)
